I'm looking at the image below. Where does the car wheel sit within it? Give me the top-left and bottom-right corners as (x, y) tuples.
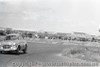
(15, 46), (20, 54)
(23, 44), (27, 54)
(0, 51), (3, 54)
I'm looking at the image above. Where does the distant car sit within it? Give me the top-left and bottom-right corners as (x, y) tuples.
(0, 34), (27, 54)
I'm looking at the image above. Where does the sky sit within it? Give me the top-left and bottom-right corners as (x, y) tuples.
(0, 0), (100, 35)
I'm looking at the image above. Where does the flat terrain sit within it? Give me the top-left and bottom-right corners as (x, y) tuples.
(0, 40), (99, 67)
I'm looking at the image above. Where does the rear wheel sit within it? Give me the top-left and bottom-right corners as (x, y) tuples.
(23, 44), (27, 54)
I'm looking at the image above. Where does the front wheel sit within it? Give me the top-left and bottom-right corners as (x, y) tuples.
(23, 44), (27, 54)
(0, 51), (3, 54)
(15, 46), (20, 54)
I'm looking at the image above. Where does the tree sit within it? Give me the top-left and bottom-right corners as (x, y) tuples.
(5, 28), (12, 34)
(0, 30), (6, 36)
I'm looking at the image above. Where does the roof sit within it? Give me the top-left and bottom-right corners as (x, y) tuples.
(6, 33), (21, 36)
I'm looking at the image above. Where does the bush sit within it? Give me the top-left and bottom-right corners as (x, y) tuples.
(62, 46), (100, 62)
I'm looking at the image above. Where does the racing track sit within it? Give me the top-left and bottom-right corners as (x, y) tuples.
(0, 41), (98, 67)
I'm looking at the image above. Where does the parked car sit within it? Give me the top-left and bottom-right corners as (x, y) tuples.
(0, 34), (27, 54)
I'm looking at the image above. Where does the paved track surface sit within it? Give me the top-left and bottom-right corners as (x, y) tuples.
(0, 42), (99, 67)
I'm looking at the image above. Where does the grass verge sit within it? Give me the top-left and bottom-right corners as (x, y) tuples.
(62, 45), (100, 62)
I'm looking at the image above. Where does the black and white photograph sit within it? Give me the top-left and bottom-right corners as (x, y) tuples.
(0, 0), (100, 67)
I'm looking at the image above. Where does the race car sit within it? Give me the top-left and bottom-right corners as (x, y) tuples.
(0, 34), (27, 54)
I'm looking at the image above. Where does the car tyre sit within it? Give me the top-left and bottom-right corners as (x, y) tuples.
(0, 51), (3, 54)
(15, 46), (20, 54)
(23, 44), (27, 54)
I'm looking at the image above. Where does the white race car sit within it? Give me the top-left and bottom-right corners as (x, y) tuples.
(0, 34), (27, 54)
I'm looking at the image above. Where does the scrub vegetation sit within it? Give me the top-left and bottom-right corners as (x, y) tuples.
(62, 45), (100, 62)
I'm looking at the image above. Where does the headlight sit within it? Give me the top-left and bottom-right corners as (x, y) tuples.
(12, 42), (16, 45)
(11, 43), (16, 47)
(11, 44), (17, 50)
(12, 43), (17, 47)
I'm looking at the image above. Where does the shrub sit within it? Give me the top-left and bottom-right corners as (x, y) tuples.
(62, 46), (100, 62)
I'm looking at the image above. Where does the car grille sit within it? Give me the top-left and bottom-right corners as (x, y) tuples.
(2, 45), (11, 49)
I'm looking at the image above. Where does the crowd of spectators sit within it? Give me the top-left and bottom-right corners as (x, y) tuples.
(0, 28), (100, 42)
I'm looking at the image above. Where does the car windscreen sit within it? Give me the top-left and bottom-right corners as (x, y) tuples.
(6, 35), (18, 40)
